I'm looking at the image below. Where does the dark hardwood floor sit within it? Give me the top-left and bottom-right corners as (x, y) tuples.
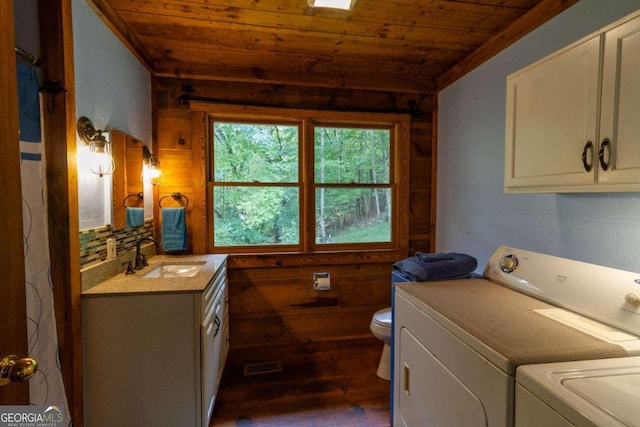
(211, 338), (391, 427)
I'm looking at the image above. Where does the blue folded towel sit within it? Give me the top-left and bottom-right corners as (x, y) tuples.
(415, 252), (454, 262)
(125, 207), (144, 228)
(162, 207), (187, 252)
(393, 252), (477, 281)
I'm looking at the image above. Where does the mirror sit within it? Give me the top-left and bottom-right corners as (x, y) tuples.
(110, 129), (145, 229)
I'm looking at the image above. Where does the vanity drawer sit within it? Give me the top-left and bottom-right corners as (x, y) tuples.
(202, 261), (227, 319)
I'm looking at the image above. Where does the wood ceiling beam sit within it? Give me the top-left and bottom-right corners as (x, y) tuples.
(436, 0), (580, 90)
(145, 43), (447, 76)
(154, 60), (436, 94)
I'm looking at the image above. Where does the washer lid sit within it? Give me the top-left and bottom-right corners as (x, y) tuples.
(517, 357), (640, 427)
(563, 372), (640, 426)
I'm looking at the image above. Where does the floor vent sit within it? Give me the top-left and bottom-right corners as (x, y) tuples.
(243, 361), (283, 376)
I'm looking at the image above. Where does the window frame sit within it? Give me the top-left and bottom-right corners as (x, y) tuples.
(200, 103), (410, 255)
(310, 122), (395, 251)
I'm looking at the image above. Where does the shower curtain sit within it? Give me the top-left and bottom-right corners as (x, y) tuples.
(18, 64), (71, 426)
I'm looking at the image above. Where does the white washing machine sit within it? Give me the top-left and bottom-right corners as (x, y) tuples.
(392, 246), (640, 426)
(516, 356), (640, 426)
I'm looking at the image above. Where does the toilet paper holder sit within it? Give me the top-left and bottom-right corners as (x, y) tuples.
(313, 272), (331, 291)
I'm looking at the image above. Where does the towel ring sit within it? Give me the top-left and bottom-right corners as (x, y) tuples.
(123, 192), (144, 207)
(159, 192), (189, 209)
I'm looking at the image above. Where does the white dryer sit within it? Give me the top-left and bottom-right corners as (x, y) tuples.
(392, 246), (640, 426)
(516, 356), (640, 426)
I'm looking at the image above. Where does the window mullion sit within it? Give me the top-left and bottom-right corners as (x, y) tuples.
(301, 118), (314, 253)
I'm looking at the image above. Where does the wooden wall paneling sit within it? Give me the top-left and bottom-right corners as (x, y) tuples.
(110, 131), (144, 230)
(191, 111), (208, 254)
(110, 130), (126, 228)
(154, 77), (431, 351)
(231, 316), (284, 346)
(231, 308), (385, 347)
(151, 76), (159, 240)
(228, 267), (391, 316)
(410, 120), (433, 158)
(125, 135), (143, 197)
(160, 60), (433, 94)
(156, 78), (433, 113)
(158, 149), (194, 188)
(39, 0), (83, 423)
(157, 109), (192, 149)
(227, 251), (406, 269)
(407, 109), (432, 253)
(430, 95), (439, 252)
(227, 263), (393, 348)
(156, 109), (198, 252)
(395, 119), (412, 251)
(409, 189), (431, 236)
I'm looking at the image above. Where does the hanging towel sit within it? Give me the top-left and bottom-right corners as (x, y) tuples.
(125, 207), (144, 228)
(162, 207), (187, 252)
(393, 252), (477, 281)
(17, 64), (41, 143)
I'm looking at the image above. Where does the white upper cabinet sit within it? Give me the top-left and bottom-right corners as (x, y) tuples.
(598, 15), (640, 186)
(505, 11), (640, 193)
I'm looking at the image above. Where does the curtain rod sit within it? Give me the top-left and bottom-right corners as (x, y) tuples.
(15, 47), (41, 67)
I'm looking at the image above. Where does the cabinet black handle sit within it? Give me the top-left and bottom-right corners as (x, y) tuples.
(582, 141), (593, 172)
(599, 138), (611, 171)
(213, 315), (221, 338)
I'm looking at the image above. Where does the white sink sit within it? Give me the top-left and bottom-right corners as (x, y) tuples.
(142, 262), (206, 278)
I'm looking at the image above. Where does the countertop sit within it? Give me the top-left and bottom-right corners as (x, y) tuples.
(82, 254), (228, 297)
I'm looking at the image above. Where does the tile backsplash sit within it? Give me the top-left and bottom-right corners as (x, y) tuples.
(80, 220), (154, 267)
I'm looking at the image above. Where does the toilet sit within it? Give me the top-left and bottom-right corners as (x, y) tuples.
(369, 307), (392, 380)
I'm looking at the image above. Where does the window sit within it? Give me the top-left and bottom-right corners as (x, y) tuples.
(212, 122), (300, 247)
(208, 107), (409, 254)
(314, 126), (391, 244)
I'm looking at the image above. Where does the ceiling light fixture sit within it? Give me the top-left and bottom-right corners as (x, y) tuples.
(308, 0), (357, 10)
(77, 116), (115, 177)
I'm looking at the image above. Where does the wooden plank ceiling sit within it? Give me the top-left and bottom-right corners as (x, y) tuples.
(87, 0), (578, 94)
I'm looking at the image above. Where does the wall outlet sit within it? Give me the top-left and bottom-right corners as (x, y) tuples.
(106, 238), (116, 260)
(313, 272), (330, 291)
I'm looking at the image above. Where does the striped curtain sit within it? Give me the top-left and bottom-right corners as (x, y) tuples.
(17, 64), (71, 426)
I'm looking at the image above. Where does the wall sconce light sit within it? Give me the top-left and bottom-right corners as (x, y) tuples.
(308, 0), (357, 10)
(142, 145), (163, 185)
(77, 116), (115, 177)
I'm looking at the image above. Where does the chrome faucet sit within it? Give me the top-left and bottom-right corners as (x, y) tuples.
(135, 237), (158, 270)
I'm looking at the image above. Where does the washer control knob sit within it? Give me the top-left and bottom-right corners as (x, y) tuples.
(499, 255), (518, 273)
(625, 293), (640, 306)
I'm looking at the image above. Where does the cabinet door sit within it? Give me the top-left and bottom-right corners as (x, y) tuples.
(505, 36), (601, 192)
(201, 284), (224, 427)
(598, 14), (640, 186)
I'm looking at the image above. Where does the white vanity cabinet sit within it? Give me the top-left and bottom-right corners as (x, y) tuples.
(505, 10), (640, 193)
(82, 259), (228, 427)
(200, 264), (228, 426)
